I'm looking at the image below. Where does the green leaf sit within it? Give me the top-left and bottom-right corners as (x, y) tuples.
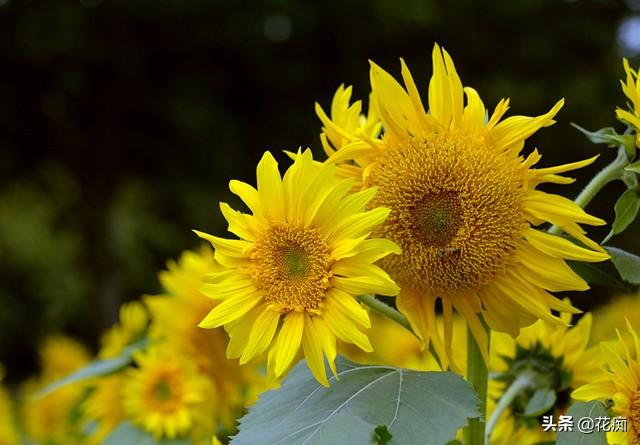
(567, 260), (631, 291)
(523, 388), (556, 417)
(556, 401), (608, 445)
(35, 338), (148, 398)
(374, 425), (392, 445)
(626, 159), (640, 174)
(606, 246), (640, 285)
(103, 421), (190, 445)
(572, 123), (636, 158)
(231, 357), (480, 445)
(603, 186), (640, 243)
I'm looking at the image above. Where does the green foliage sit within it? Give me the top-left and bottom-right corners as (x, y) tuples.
(35, 338), (147, 397)
(604, 185), (640, 243)
(232, 357), (480, 445)
(626, 159), (640, 174)
(572, 124), (637, 159)
(556, 401), (608, 445)
(606, 246), (640, 285)
(523, 388), (557, 417)
(103, 421), (189, 445)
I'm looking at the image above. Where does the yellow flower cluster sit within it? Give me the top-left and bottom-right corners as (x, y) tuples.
(3, 45), (640, 445)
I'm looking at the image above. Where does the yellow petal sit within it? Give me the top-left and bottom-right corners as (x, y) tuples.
(198, 289), (262, 328)
(273, 312), (305, 377)
(240, 308), (281, 364)
(302, 315), (330, 386)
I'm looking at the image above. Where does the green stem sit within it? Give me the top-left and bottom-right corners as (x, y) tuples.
(358, 295), (414, 334)
(485, 372), (535, 444)
(548, 147), (628, 234)
(464, 319), (489, 445)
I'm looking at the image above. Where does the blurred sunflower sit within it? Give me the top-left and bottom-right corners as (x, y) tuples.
(317, 44), (608, 367)
(489, 312), (599, 444)
(573, 321), (640, 444)
(0, 366), (19, 445)
(591, 292), (640, 343)
(99, 300), (149, 359)
(196, 149), (400, 385)
(145, 247), (266, 430)
(82, 374), (125, 444)
(617, 58), (640, 148)
(122, 347), (207, 440)
(21, 336), (90, 445)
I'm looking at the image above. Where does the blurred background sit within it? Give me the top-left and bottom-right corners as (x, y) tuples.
(1, 0), (639, 383)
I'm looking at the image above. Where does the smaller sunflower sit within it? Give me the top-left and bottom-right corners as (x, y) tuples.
(21, 337), (90, 445)
(573, 320), (640, 445)
(122, 347), (207, 440)
(196, 149), (400, 385)
(145, 247), (267, 431)
(591, 292), (640, 343)
(617, 58), (640, 148)
(489, 312), (599, 444)
(82, 374), (125, 444)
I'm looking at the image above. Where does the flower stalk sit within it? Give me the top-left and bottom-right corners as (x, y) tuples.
(464, 318), (489, 445)
(484, 372), (535, 443)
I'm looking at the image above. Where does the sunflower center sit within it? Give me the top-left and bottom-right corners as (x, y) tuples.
(367, 132), (525, 295)
(251, 223), (332, 312)
(154, 380), (173, 401)
(414, 192), (463, 247)
(146, 371), (183, 414)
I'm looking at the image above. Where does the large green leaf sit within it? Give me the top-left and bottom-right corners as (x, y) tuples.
(606, 246), (640, 285)
(103, 421), (189, 445)
(36, 338), (148, 397)
(231, 357), (480, 445)
(556, 401), (608, 445)
(603, 186), (640, 243)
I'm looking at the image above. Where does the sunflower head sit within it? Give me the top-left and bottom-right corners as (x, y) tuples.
(490, 312), (598, 443)
(39, 336), (91, 381)
(196, 149), (400, 385)
(145, 247), (266, 430)
(122, 347), (207, 440)
(573, 320), (640, 444)
(318, 44), (608, 367)
(617, 58), (640, 149)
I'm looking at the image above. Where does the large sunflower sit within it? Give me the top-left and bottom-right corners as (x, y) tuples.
(317, 44), (608, 366)
(572, 321), (640, 444)
(196, 149), (400, 385)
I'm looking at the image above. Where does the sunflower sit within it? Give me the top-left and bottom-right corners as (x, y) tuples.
(573, 320), (640, 444)
(0, 366), (19, 445)
(82, 374), (125, 444)
(317, 44), (608, 367)
(122, 347), (207, 440)
(591, 291), (640, 343)
(488, 312), (599, 444)
(145, 247), (266, 431)
(21, 336), (90, 445)
(99, 300), (149, 359)
(617, 58), (640, 148)
(196, 149), (400, 385)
